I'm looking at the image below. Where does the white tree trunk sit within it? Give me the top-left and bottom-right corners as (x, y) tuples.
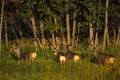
(89, 22), (94, 47)
(116, 27), (120, 46)
(31, 13), (43, 50)
(95, 31), (98, 47)
(66, 13), (71, 49)
(40, 20), (45, 49)
(0, 0), (4, 53)
(113, 27), (116, 43)
(103, 0), (109, 50)
(54, 17), (59, 47)
(4, 16), (8, 47)
(72, 10), (77, 48)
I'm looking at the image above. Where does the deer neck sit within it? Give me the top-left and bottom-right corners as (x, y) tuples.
(93, 51), (99, 57)
(95, 54), (99, 58)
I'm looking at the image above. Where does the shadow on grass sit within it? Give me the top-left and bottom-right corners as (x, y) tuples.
(80, 53), (97, 64)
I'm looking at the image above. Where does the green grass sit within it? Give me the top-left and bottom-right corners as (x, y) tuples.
(0, 46), (120, 80)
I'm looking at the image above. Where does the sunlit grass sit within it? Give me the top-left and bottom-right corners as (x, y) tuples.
(0, 45), (119, 80)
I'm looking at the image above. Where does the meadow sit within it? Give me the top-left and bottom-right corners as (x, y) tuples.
(0, 45), (120, 80)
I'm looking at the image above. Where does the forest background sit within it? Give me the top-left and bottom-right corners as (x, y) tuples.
(0, 0), (120, 51)
(0, 0), (120, 80)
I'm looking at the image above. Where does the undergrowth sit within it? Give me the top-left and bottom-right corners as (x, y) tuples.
(0, 45), (119, 80)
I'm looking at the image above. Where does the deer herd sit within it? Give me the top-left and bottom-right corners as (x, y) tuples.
(13, 42), (115, 66)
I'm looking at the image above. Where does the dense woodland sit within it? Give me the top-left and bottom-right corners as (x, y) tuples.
(0, 0), (120, 52)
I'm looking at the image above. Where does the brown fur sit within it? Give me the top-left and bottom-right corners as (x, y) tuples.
(95, 53), (114, 65)
(14, 47), (37, 63)
(93, 48), (115, 66)
(66, 51), (79, 62)
(53, 49), (66, 64)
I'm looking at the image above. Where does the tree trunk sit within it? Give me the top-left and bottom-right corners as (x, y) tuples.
(66, 13), (71, 49)
(12, 26), (19, 41)
(116, 27), (120, 46)
(40, 20), (45, 49)
(72, 10), (77, 48)
(95, 30), (98, 47)
(54, 17), (59, 47)
(75, 25), (80, 48)
(113, 27), (116, 43)
(30, 13), (43, 50)
(89, 22), (94, 47)
(4, 16), (8, 48)
(103, 0), (109, 50)
(0, 0), (4, 53)
(62, 33), (67, 51)
(95, 23), (99, 47)
(51, 33), (56, 48)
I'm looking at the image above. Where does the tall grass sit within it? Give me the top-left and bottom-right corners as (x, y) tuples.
(0, 45), (119, 80)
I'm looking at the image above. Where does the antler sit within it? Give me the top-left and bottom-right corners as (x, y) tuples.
(49, 38), (61, 50)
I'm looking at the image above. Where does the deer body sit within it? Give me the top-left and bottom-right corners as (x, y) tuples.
(25, 52), (37, 63)
(93, 48), (115, 65)
(53, 50), (66, 64)
(14, 47), (37, 63)
(66, 51), (79, 62)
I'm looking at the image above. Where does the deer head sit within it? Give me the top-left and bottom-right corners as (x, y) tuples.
(49, 38), (61, 55)
(89, 43), (101, 55)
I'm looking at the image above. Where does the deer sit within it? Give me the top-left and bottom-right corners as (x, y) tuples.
(64, 43), (80, 62)
(65, 51), (80, 62)
(90, 45), (115, 66)
(13, 45), (37, 63)
(52, 48), (66, 64)
(50, 38), (66, 64)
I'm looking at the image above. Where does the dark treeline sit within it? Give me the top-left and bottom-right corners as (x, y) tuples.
(0, 0), (120, 51)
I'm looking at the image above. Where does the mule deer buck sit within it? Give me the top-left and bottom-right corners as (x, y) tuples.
(50, 39), (66, 64)
(52, 48), (66, 64)
(13, 46), (37, 63)
(64, 43), (80, 62)
(91, 45), (115, 66)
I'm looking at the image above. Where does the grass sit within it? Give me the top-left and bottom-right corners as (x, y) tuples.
(0, 45), (120, 80)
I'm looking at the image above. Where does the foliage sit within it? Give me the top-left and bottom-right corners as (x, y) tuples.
(0, 0), (119, 42)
